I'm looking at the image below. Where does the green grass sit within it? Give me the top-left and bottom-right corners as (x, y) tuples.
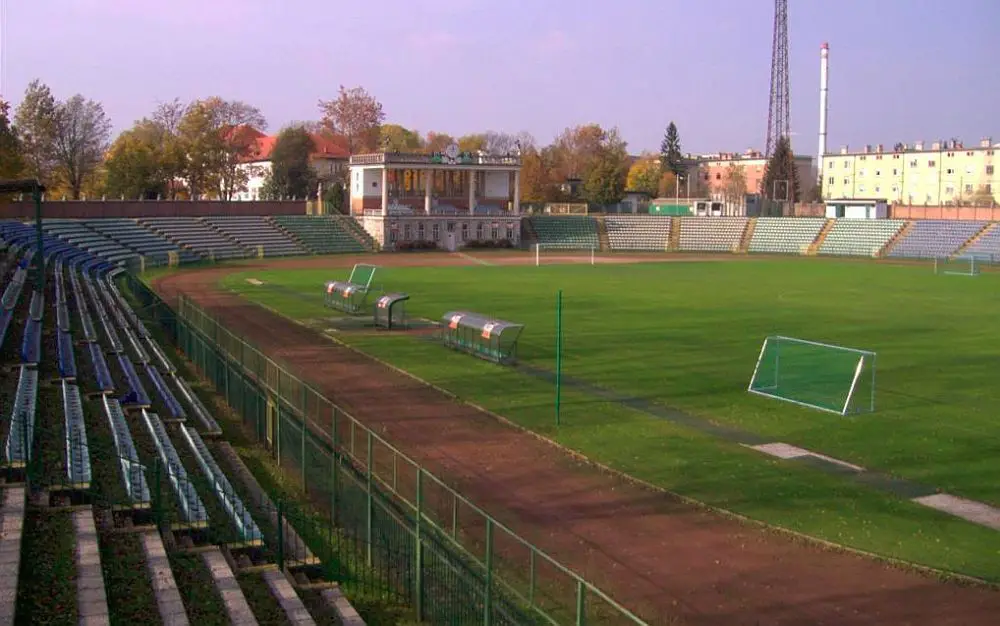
(99, 531), (161, 626)
(219, 258), (1000, 580)
(168, 552), (229, 626)
(15, 510), (77, 625)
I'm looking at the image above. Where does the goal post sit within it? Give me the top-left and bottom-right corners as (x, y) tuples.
(533, 243), (596, 266)
(748, 335), (876, 415)
(934, 255), (982, 276)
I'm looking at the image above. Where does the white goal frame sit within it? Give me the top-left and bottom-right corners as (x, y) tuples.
(533, 244), (596, 266)
(747, 335), (876, 416)
(934, 255), (982, 277)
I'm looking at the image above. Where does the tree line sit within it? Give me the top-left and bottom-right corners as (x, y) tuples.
(1, 79), (805, 204)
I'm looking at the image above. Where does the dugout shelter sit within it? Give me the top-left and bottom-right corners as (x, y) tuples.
(439, 311), (524, 365)
(324, 263), (378, 315)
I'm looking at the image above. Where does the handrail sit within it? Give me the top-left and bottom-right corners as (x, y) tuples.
(176, 294), (648, 626)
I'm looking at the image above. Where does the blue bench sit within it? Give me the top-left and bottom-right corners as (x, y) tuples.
(0, 309), (12, 352)
(172, 374), (221, 435)
(145, 363), (185, 419)
(57, 331), (77, 379)
(4, 366), (38, 468)
(88, 342), (115, 393)
(21, 318), (41, 365)
(141, 410), (208, 527)
(62, 381), (92, 488)
(102, 396), (151, 506)
(181, 423), (262, 544)
(118, 354), (151, 407)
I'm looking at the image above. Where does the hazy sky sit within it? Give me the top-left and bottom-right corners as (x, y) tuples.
(3, 0), (998, 155)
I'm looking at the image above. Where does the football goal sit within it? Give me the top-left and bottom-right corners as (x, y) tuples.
(934, 255), (983, 276)
(533, 243), (596, 266)
(748, 335), (876, 415)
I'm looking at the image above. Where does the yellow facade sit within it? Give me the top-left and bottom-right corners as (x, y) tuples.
(821, 141), (998, 206)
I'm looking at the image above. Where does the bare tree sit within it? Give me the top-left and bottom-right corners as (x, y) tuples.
(482, 131), (531, 156)
(152, 98), (188, 135)
(318, 85), (385, 154)
(50, 95), (112, 199)
(722, 163), (748, 209)
(14, 79), (58, 184)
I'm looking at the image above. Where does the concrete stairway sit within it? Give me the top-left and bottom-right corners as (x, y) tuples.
(806, 219), (836, 256)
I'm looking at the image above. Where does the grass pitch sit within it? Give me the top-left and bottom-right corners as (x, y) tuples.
(220, 257), (1000, 580)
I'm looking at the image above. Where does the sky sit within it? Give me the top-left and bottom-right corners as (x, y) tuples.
(2, 0), (998, 156)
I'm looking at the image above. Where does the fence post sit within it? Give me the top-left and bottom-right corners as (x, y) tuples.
(414, 468), (424, 621)
(300, 385), (307, 492)
(276, 499), (285, 571)
(275, 372), (282, 466)
(366, 430), (373, 567)
(575, 580), (586, 626)
(153, 458), (163, 532)
(484, 518), (493, 626)
(331, 405), (339, 526)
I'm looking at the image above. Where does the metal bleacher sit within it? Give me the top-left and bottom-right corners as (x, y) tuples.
(678, 217), (748, 252)
(604, 215), (671, 251)
(140, 217), (250, 260)
(4, 366), (39, 468)
(141, 409), (209, 527)
(748, 217), (828, 255)
(145, 363), (186, 420)
(819, 219), (906, 257)
(527, 216), (600, 249)
(85, 219), (202, 266)
(272, 215), (369, 254)
(887, 220), (988, 259)
(103, 396), (151, 507)
(40, 219), (138, 264)
(180, 424), (263, 544)
(63, 381), (93, 489)
(203, 216), (307, 257)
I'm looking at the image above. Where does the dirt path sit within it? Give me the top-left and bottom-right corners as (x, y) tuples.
(154, 252), (999, 626)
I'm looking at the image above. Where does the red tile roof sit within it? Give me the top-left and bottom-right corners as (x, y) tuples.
(242, 131), (350, 163)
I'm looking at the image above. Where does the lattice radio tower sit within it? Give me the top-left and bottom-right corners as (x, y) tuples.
(764, 0), (790, 159)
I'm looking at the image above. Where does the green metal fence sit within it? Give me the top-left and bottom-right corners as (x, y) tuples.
(170, 291), (649, 626)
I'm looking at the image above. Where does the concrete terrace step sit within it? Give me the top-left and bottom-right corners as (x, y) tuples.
(202, 547), (258, 625)
(0, 487), (26, 625)
(262, 569), (316, 625)
(74, 508), (111, 626)
(140, 531), (190, 626)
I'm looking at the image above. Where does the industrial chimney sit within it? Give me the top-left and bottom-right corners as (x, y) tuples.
(816, 42), (830, 188)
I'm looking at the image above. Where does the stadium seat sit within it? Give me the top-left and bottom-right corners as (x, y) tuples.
(527, 216), (599, 249)
(272, 215), (370, 254)
(678, 217), (748, 252)
(819, 219), (905, 257)
(749, 218), (827, 255)
(887, 220), (987, 259)
(604, 215), (671, 251)
(202, 216), (307, 257)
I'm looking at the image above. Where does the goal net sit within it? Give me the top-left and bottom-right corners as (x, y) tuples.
(748, 335), (876, 415)
(533, 244), (596, 266)
(934, 255), (982, 277)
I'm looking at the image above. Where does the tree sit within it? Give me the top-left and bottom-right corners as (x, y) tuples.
(105, 126), (166, 199)
(379, 124), (423, 152)
(0, 100), (25, 179)
(457, 134), (486, 153)
(583, 147), (628, 206)
(761, 135), (800, 202)
(482, 131), (530, 155)
(657, 171), (677, 197)
(721, 163), (748, 208)
(50, 95), (112, 199)
(660, 122), (684, 178)
(552, 124), (611, 179)
(177, 101), (223, 199)
(14, 79), (58, 184)
(423, 131), (455, 153)
(318, 85), (385, 154)
(626, 156), (660, 196)
(970, 185), (996, 207)
(261, 126), (317, 200)
(203, 98), (267, 200)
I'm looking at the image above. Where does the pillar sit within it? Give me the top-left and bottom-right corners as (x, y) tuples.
(468, 170), (477, 213)
(512, 170), (521, 215)
(424, 170), (432, 214)
(380, 168), (389, 216)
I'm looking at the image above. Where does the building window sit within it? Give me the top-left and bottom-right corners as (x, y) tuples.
(987, 165), (995, 175)
(506, 224), (515, 240)
(965, 184), (973, 194)
(461, 222), (469, 240)
(388, 230), (396, 243)
(946, 168), (955, 175)
(891, 185), (898, 193)
(715, 173), (721, 180)
(859, 185), (866, 193)
(986, 184), (993, 194)
(875, 170), (881, 176)
(828, 160), (835, 168)
(892, 169), (899, 176)
(966, 166), (974, 174)
(843, 160), (849, 168)
(417, 222), (425, 240)
(476, 223), (484, 239)
(928, 160), (936, 167)
(432, 223), (440, 240)
(945, 186), (954, 195)
(875, 186), (881, 193)
(843, 178), (849, 185)
(827, 177), (835, 185)
(403, 224), (411, 240)
(909, 160), (918, 167)
(491, 226), (499, 239)
(859, 169), (866, 176)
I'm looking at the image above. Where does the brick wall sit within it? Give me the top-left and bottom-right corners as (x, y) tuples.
(0, 200), (307, 220)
